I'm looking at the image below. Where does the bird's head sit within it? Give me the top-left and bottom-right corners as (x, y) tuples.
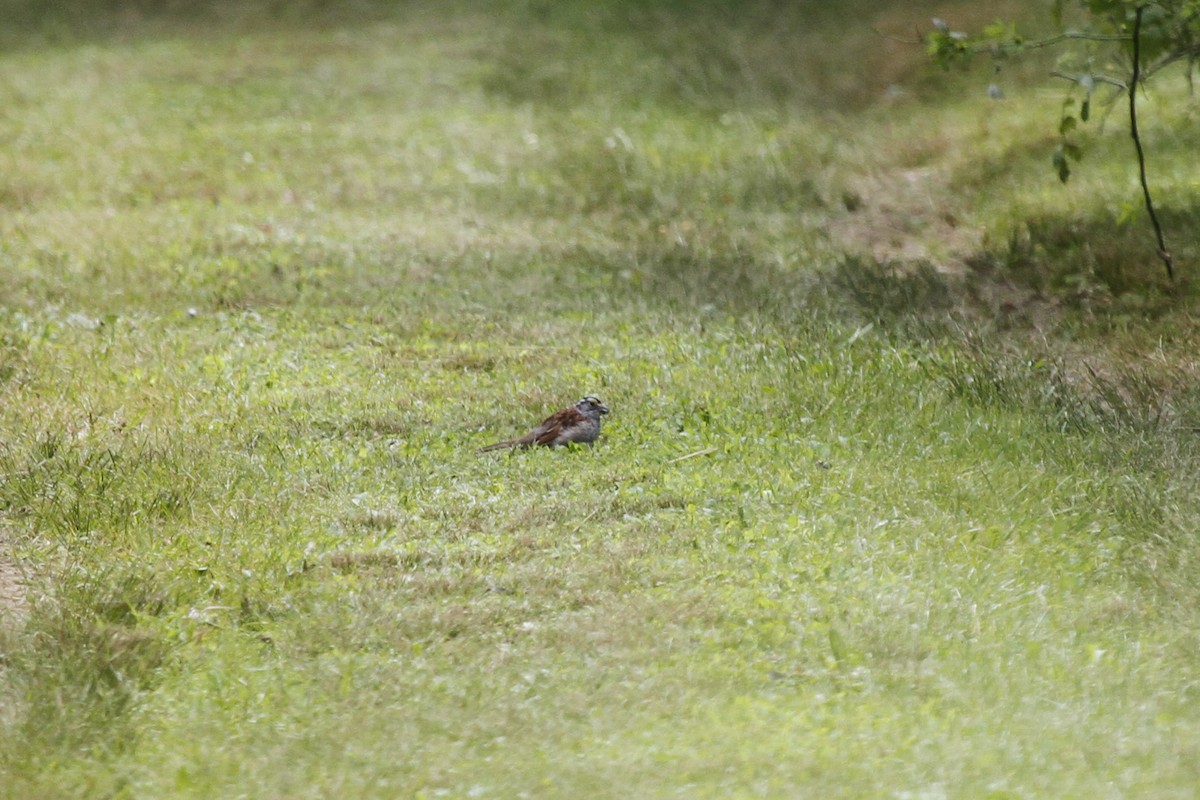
(577, 395), (609, 416)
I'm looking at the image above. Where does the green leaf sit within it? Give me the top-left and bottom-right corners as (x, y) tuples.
(982, 20), (1015, 40)
(1081, 98), (1090, 122)
(1052, 147), (1071, 183)
(1059, 115), (1077, 135)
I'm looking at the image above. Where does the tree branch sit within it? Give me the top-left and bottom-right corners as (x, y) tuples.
(1142, 41), (1200, 82)
(1130, 5), (1174, 281)
(1021, 30), (1131, 48)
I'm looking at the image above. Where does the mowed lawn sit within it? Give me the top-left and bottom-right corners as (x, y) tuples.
(2, 1), (1200, 797)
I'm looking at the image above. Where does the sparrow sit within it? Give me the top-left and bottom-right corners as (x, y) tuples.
(479, 395), (610, 452)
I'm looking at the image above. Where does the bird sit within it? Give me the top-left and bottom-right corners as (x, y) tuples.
(479, 395), (610, 452)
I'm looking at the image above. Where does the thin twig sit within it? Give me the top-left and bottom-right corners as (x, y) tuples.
(667, 448), (717, 464)
(1142, 41), (1200, 83)
(1050, 70), (1128, 91)
(1130, 5), (1175, 281)
(870, 27), (922, 45)
(570, 506), (602, 534)
(1023, 30), (1131, 47)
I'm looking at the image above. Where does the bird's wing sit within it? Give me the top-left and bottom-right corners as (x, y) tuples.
(531, 407), (583, 446)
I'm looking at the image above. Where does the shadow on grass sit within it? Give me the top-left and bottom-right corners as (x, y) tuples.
(2, 0), (926, 113)
(583, 201), (1199, 338)
(0, 0), (394, 51)
(977, 205), (1200, 298)
(479, 0), (905, 113)
(0, 574), (168, 780)
(576, 237), (824, 325)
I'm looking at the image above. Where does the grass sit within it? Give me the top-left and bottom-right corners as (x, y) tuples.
(3, 1), (1200, 797)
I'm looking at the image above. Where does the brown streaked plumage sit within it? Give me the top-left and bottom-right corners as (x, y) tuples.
(479, 395), (610, 452)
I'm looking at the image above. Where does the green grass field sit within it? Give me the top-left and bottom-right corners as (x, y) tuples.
(3, 1), (1200, 797)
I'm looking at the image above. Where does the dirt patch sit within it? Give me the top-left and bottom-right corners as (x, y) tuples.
(0, 526), (29, 627)
(829, 163), (1072, 326)
(826, 164), (1199, 431)
(0, 527), (29, 736)
(830, 166), (982, 272)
